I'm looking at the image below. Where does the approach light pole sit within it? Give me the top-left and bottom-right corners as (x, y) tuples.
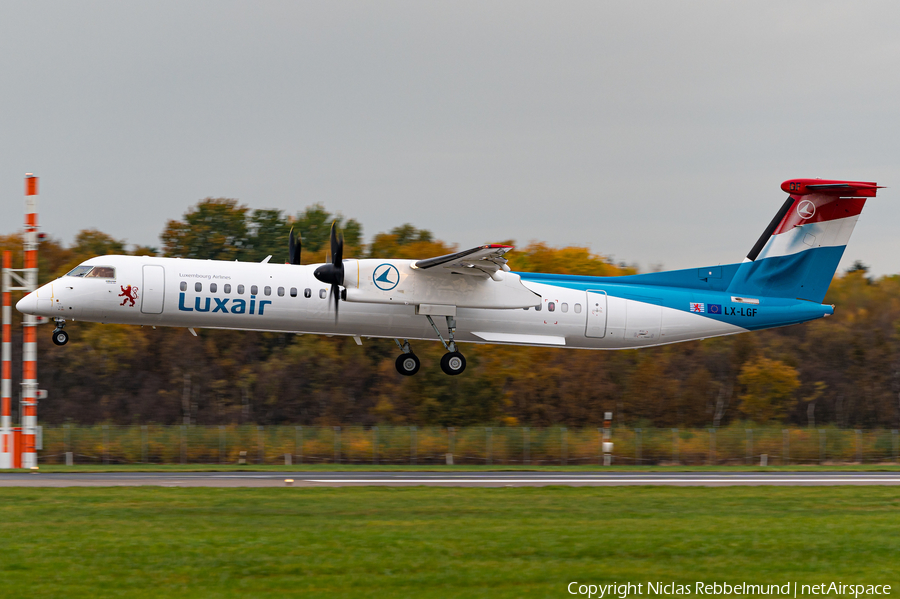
(0, 252), (11, 468)
(21, 175), (39, 468)
(0, 175), (41, 469)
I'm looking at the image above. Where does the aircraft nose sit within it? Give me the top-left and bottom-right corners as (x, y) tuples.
(16, 292), (37, 315)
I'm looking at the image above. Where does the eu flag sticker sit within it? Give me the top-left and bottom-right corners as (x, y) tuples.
(708, 304), (722, 315)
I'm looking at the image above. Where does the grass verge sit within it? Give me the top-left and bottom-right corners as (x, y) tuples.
(7, 463), (900, 473)
(0, 487), (897, 598)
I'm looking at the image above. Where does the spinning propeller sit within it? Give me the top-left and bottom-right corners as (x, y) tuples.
(313, 222), (344, 320)
(288, 228), (302, 265)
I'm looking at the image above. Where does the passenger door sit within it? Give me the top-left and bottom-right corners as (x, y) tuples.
(585, 290), (608, 338)
(141, 265), (165, 314)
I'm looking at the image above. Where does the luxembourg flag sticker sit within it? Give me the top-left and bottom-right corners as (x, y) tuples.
(690, 302), (705, 313)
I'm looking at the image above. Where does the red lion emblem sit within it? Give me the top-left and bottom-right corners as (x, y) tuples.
(119, 285), (139, 307)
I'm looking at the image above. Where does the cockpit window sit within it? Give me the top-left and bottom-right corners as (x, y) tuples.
(84, 266), (116, 279)
(65, 266), (93, 277)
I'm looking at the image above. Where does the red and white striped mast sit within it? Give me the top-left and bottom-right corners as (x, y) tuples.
(21, 174), (39, 468)
(0, 175), (39, 468)
(0, 251), (12, 468)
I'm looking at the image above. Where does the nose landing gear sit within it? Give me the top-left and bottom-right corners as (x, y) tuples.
(51, 319), (69, 346)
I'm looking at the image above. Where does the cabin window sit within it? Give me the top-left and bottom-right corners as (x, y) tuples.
(561, 302), (568, 313)
(224, 284), (231, 294)
(237, 285), (245, 295)
(548, 302), (555, 312)
(264, 286), (271, 296)
(535, 303), (541, 311)
(319, 289), (327, 299)
(574, 303), (582, 314)
(195, 282), (202, 292)
(251, 285), (258, 295)
(85, 266), (115, 279)
(304, 288), (311, 298)
(290, 287), (298, 297)
(180, 282), (187, 291)
(277, 287), (285, 297)
(210, 283), (217, 293)
(65, 265), (93, 278)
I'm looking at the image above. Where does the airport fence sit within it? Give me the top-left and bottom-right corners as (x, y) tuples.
(35, 425), (900, 465)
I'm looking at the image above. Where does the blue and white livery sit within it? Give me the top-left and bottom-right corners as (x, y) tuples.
(15, 178), (881, 376)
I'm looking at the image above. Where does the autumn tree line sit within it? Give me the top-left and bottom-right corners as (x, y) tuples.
(1, 198), (899, 429)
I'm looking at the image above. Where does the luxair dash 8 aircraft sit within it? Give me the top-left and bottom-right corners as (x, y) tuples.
(16, 178), (880, 376)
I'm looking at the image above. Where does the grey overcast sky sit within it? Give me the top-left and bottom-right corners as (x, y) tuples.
(1, 1), (898, 274)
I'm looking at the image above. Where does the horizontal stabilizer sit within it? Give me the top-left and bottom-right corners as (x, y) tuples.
(781, 179), (882, 197)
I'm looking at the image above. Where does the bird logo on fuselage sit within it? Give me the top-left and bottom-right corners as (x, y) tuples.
(797, 200), (816, 219)
(373, 264), (400, 291)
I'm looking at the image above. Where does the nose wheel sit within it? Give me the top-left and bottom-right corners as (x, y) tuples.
(52, 319), (69, 346)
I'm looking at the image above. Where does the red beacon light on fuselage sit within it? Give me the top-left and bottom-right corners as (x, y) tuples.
(781, 179), (882, 197)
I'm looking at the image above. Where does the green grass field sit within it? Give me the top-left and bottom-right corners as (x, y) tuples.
(0, 487), (898, 598)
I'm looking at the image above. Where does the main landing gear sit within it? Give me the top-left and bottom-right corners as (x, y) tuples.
(393, 315), (467, 376)
(51, 318), (69, 346)
(394, 339), (420, 376)
(440, 351), (466, 376)
(427, 315), (466, 376)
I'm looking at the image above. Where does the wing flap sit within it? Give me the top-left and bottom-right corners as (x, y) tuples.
(414, 244), (513, 276)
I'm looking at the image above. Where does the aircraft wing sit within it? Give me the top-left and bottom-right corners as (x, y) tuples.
(413, 244), (513, 277)
(343, 244), (538, 309)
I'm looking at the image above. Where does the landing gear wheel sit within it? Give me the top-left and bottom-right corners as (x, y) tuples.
(440, 351), (466, 376)
(395, 353), (420, 376)
(52, 329), (69, 346)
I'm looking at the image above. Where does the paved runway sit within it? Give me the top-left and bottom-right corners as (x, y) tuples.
(2, 471), (900, 487)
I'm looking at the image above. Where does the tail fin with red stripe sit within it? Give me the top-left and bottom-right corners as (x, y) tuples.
(727, 179), (880, 302)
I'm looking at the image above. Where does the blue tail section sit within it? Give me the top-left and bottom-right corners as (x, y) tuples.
(594, 181), (874, 302)
(725, 189), (869, 302)
(727, 246), (847, 303)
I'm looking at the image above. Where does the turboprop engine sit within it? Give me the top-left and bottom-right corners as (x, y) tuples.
(341, 259), (540, 310)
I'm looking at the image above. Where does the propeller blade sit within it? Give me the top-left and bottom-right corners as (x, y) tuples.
(316, 222), (345, 323)
(330, 221), (344, 266)
(331, 283), (340, 322)
(288, 228), (302, 265)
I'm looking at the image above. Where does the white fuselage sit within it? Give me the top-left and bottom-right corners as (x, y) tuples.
(21, 255), (747, 350)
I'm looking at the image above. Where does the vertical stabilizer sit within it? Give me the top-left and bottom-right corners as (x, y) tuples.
(727, 179), (879, 303)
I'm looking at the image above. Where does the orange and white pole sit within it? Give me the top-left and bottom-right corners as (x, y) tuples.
(1, 251), (12, 468)
(21, 175), (38, 469)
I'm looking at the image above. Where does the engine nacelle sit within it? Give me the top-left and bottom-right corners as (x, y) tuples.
(342, 259), (540, 309)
